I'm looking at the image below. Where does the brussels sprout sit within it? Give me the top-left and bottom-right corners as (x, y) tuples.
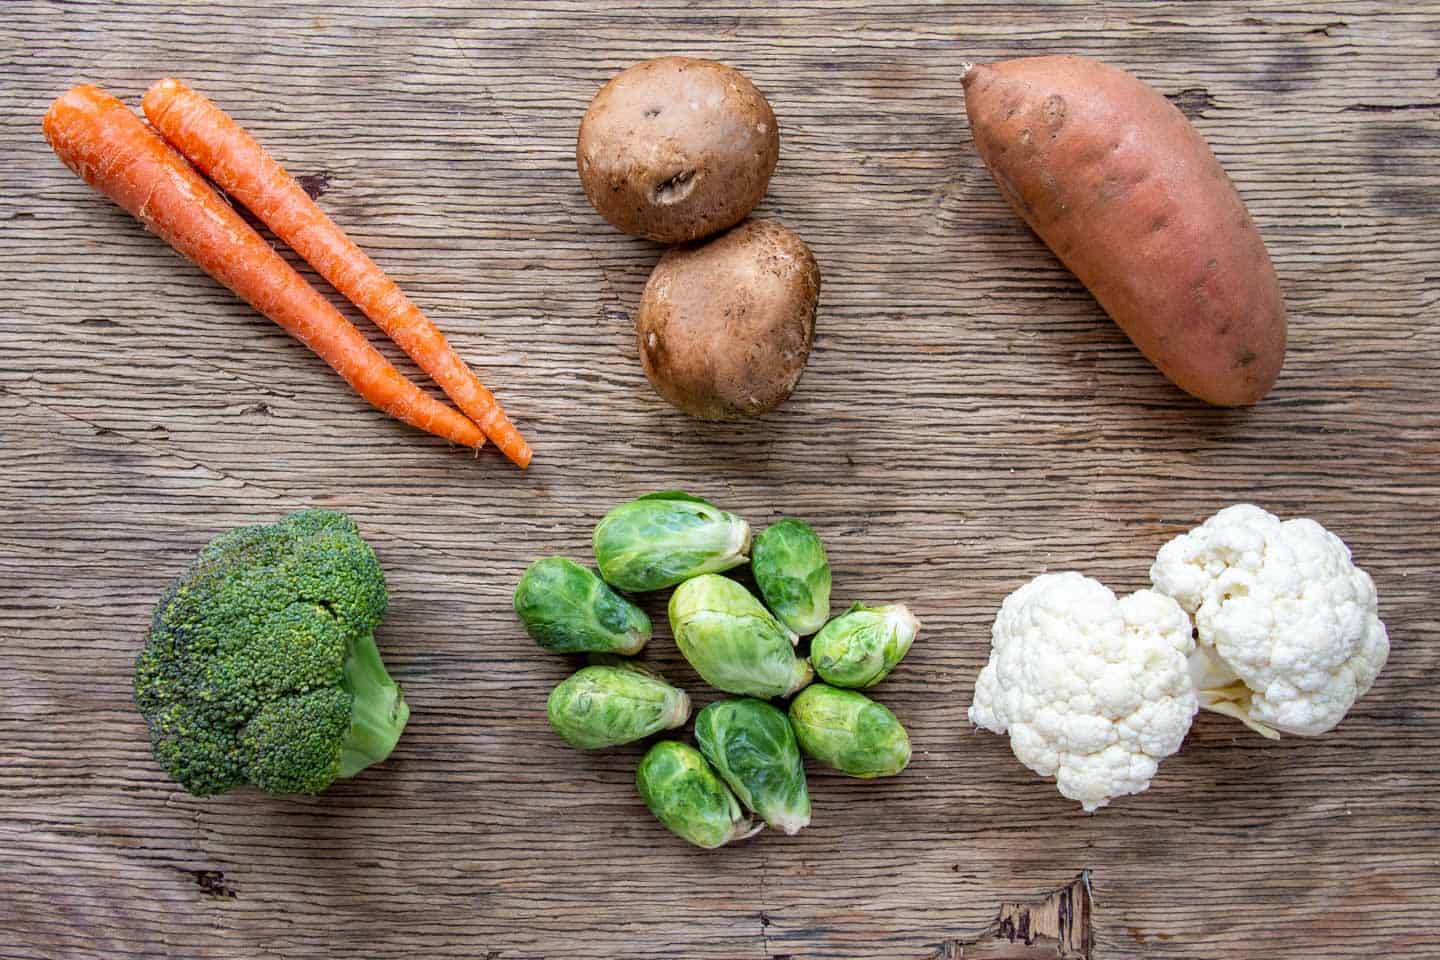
(546, 665), (690, 749)
(810, 602), (919, 688)
(514, 557), (651, 655)
(669, 574), (813, 698)
(788, 684), (911, 778)
(694, 698), (810, 835)
(751, 518), (832, 636)
(636, 740), (759, 849)
(592, 492), (751, 592)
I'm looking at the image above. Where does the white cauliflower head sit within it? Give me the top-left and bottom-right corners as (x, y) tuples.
(968, 572), (1198, 812)
(1149, 503), (1389, 738)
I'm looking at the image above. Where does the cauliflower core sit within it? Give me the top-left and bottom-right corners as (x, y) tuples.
(1149, 504), (1389, 738)
(969, 572), (1198, 811)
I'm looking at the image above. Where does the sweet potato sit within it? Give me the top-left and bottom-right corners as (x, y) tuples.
(962, 55), (1286, 406)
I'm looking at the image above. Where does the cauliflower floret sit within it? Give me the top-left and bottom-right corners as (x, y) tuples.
(1149, 504), (1389, 738)
(968, 572), (1198, 811)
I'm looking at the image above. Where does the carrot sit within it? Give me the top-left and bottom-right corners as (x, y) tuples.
(142, 78), (533, 469)
(42, 86), (485, 451)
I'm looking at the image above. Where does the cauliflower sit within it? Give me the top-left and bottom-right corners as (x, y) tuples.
(1149, 504), (1388, 738)
(968, 572), (1198, 811)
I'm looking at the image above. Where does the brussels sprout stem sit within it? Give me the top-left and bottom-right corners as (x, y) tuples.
(784, 658), (815, 697)
(665, 691), (693, 730)
(885, 604), (920, 638)
(768, 810), (810, 836)
(617, 628), (649, 656)
(727, 521), (753, 568)
(734, 820), (766, 843)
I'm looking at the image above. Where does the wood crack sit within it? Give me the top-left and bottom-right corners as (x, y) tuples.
(931, 871), (1093, 959)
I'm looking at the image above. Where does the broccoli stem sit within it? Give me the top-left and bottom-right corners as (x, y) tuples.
(338, 632), (411, 778)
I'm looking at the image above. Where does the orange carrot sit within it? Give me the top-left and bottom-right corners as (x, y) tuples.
(43, 85), (485, 451)
(142, 78), (533, 469)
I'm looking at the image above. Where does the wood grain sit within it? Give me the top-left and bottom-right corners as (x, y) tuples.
(2, 2), (1438, 958)
(932, 872), (1091, 958)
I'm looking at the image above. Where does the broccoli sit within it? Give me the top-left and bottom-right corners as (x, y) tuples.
(134, 509), (410, 796)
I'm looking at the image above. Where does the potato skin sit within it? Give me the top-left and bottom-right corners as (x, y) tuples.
(637, 219), (819, 421)
(577, 57), (780, 244)
(962, 56), (1286, 406)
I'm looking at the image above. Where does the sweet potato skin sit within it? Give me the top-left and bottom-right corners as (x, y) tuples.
(962, 56), (1286, 406)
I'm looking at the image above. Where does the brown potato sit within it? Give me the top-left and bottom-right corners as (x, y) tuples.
(636, 219), (819, 420)
(577, 57), (779, 244)
(962, 55), (1286, 406)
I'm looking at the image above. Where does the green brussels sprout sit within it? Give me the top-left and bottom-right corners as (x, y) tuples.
(636, 740), (759, 849)
(751, 518), (832, 636)
(788, 684), (911, 778)
(546, 665), (689, 749)
(668, 574), (813, 698)
(810, 602), (919, 688)
(694, 698), (810, 835)
(592, 492), (751, 592)
(514, 556), (651, 655)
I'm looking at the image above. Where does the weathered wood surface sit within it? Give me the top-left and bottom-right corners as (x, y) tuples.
(933, 872), (1092, 959)
(3, 2), (1438, 957)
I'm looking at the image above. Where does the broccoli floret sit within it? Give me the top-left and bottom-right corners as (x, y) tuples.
(134, 509), (410, 796)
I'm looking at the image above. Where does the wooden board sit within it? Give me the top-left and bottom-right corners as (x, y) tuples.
(3, 2), (1438, 957)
